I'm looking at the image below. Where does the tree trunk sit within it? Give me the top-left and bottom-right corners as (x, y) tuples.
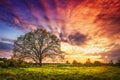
(39, 61), (42, 66)
(39, 63), (42, 66)
(39, 56), (42, 67)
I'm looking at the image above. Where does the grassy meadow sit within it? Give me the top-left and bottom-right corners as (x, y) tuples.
(0, 65), (120, 80)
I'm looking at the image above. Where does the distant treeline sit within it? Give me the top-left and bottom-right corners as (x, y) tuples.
(0, 58), (120, 68)
(66, 58), (120, 67)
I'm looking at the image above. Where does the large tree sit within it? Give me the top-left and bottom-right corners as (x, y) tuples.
(13, 29), (61, 66)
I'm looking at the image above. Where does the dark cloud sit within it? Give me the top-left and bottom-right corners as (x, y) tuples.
(68, 32), (87, 45)
(59, 31), (88, 45)
(108, 49), (120, 58)
(0, 42), (13, 50)
(1, 38), (14, 43)
(59, 32), (67, 42)
(102, 49), (120, 60)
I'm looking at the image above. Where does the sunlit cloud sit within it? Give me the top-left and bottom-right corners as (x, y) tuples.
(0, 0), (120, 63)
(0, 50), (12, 58)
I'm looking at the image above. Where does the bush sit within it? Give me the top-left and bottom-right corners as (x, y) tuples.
(94, 61), (102, 66)
(0, 58), (28, 68)
(72, 60), (78, 64)
(0, 61), (5, 68)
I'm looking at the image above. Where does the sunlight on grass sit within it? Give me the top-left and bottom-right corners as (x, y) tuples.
(24, 66), (108, 75)
(0, 66), (120, 80)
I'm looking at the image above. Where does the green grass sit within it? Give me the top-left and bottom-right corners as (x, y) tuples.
(0, 66), (120, 80)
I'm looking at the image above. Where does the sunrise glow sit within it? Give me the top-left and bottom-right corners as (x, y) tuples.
(0, 0), (120, 63)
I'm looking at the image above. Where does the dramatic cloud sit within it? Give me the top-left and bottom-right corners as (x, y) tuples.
(68, 32), (87, 45)
(0, 0), (120, 63)
(0, 42), (13, 51)
(0, 38), (14, 43)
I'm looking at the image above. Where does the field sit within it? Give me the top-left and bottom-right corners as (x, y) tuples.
(0, 65), (120, 80)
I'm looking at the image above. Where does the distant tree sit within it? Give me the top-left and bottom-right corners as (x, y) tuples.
(0, 58), (8, 68)
(13, 29), (61, 66)
(66, 60), (70, 64)
(117, 58), (120, 63)
(116, 57), (120, 66)
(94, 61), (102, 66)
(85, 58), (92, 66)
(109, 60), (113, 65)
(86, 58), (91, 64)
(72, 60), (78, 64)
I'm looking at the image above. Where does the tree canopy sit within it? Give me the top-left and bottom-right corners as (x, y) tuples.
(13, 29), (61, 66)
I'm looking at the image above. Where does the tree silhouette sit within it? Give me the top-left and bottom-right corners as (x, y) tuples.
(66, 60), (70, 64)
(109, 60), (113, 65)
(72, 60), (78, 64)
(13, 29), (61, 66)
(86, 58), (92, 65)
(116, 57), (120, 66)
(94, 61), (102, 66)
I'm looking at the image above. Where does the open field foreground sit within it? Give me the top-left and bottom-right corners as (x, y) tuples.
(0, 66), (120, 80)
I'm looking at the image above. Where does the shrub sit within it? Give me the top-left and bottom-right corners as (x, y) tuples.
(72, 60), (78, 64)
(0, 58), (28, 68)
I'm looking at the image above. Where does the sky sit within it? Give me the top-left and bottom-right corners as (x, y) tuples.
(0, 0), (120, 63)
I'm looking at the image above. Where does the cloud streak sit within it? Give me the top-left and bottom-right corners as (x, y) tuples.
(0, 42), (13, 51)
(0, 0), (120, 62)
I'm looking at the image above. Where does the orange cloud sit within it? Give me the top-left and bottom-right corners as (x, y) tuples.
(0, 0), (120, 63)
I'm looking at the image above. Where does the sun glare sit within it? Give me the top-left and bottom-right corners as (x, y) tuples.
(61, 37), (110, 63)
